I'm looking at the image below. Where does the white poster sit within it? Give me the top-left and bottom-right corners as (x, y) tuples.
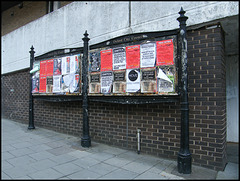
(156, 67), (173, 93)
(140, 43), (156, 68)
(61, 57), (67, 75)
(101, 71), (113, 94)
(126, 69), (140, 92)
(70, 55), (79, 74)
(113, 47), (126, 70)
(53, 75), (62, 93)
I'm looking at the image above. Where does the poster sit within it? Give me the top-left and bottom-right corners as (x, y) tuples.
(140, 68), (156, 93)
(66, 57), (70, 74)
(156, 39), (174, 66)
(72, 74), (80, 93)
(53, 75), (62, 93)
(40, 60), (47, 76)
(113, 70), (126, 93)
(62, 57), (67, 75)
(39, 76), (47, 93)
(156, 67), (174, 93)
(46, 59), (54, 76)
(126, 45), (140, 69)
(70, 55), (79, 74)
(126, 69), (140, 92)
(101, 71), (113, 94)
(32, 72), (39, 93)
(89, 72), (101, 93)
(140, 43), (156, 68)
(89, 51), (101, 72)
(113, 47), (126, 70)
(46, 76), (53, 93)
(101, 49), (113, 72)
(53, 58), (62, 75)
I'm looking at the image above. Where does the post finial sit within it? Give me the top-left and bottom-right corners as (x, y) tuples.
(82, 30), (90, 41)
(29, 45), (35, 54)
(177, 7), (188, 25)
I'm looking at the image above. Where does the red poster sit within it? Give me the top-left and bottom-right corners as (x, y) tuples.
(126, 45), (140, 69)
(39, 76), (46, 93)
(40, 60), (47, 76)
(46, 59), (54, 76)
(101, 49), (113, 72)
(156, 39), (174, 66)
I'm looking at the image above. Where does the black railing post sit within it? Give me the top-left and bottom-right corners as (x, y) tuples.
(81, 31), (91, 147)
(177, 7), (192, 174)
(28, 46), (35, 129)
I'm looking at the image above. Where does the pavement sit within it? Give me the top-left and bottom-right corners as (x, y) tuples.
(1, 118), (239, 180)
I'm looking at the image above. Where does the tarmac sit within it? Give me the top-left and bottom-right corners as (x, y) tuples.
(1, 118), (239, 180)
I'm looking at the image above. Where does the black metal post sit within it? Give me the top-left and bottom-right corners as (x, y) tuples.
(28, 46), (35, 129)
(81, 31), (91, 147)
(177, 7), (191, 174)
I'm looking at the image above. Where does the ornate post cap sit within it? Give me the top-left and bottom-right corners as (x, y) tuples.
(29, 45), (35, 53)
(82, 30), (90, 41)
(177, 7), (188, 25)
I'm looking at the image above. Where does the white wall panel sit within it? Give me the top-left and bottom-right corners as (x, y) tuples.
(1, 1), (239, 74)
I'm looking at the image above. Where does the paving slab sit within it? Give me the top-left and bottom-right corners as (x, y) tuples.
(2, 118), (238, 180)
(99, 168), (139, 179)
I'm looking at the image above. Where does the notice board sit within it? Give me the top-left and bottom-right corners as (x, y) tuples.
(32, 53), (82, 95)
(88, 35), (178, 96)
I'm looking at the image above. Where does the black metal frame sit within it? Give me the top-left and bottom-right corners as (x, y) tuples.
(28, 7), (191, 174)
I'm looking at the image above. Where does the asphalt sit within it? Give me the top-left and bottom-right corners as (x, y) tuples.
(1, 118), (239, 180)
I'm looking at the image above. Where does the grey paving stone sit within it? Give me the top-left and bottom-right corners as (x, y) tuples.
(8, 147), (35, 157)
(67, 149), (93, 159)
(46, 145), (75, 156)
(1, 145), (16, 152)
(1, 172), (12, 180)
(3, 164), (38, 178)
(216, 162), (239, 180)
(29, 150), (55, 161)
(67, 169), (101, 179)
(117, 150), (144, 161)
(7, 155), (37, 167)
(49, 154), (78, 164)
(103, 156), (133, 168)
(1, 160), (14, 171)
(28, 168), (64, 179)
(30, 159), (58, 171)
(89, 151), (115, 161)
(1, 151), (15, 160)
(88, 162), (119, 175)
(99, 168), (139, 179)
(73, 157), (101, 169)
(52, 162), (84, 175)
(134, 170), (167, 180)
(27, 143), (52, 152)
(122, 161), (154, 174)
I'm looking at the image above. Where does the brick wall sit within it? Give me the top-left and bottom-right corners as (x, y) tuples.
(1, 25), (227, 171)
(1, 69), (29, 122)
(187, 26), (227, 170)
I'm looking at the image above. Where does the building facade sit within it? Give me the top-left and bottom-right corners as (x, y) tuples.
(1, 1), (239, 171)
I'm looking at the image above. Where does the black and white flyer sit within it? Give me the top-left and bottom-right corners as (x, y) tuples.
(53, 75), (62, 93)
(141, 68), (156, 93)
(113, 47), (126, 70)
(140, 42), (156, 68)
(113, 70), (126, 93)
(89, 51), (101, 72)
(126, 69), (140, 93)
(89, 72), (101, 93)
(101, 71), (113, 94)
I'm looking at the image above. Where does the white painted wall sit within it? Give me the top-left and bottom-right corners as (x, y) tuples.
(1, 1), (239, 74)
(226, 55), (239, 143)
